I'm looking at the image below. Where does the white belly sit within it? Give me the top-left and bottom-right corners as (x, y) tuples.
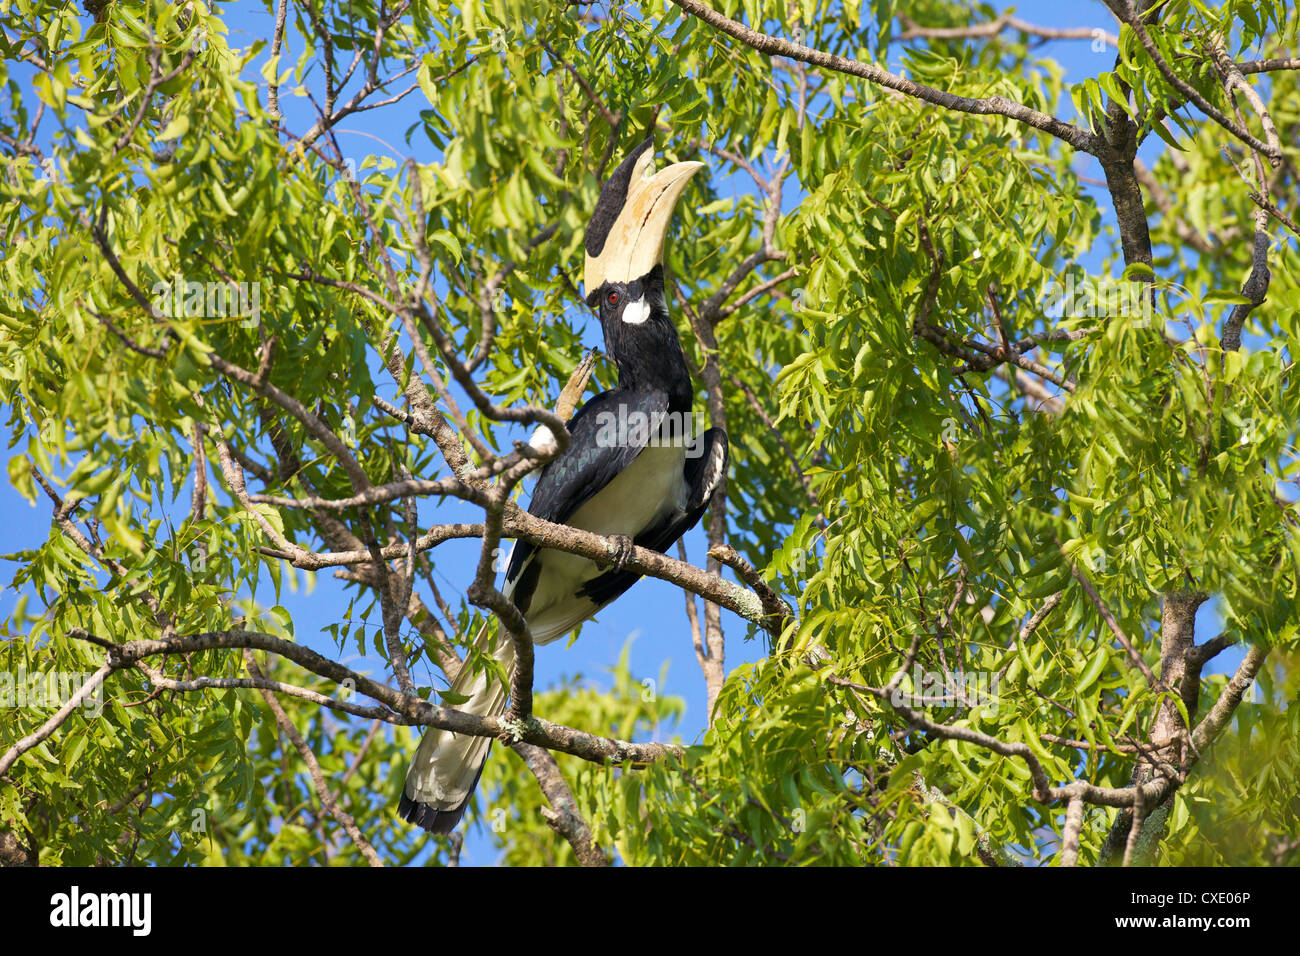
(523, 443), (686, 645)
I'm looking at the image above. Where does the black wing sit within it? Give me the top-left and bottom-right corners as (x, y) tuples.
(504, 387), (670, 589)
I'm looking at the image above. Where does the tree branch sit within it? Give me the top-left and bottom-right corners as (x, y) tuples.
(669, 0), (1102, 155)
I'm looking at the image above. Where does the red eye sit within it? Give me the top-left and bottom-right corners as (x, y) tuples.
(606, 290), (620, 306)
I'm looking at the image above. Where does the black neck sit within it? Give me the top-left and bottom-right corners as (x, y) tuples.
(599, 266), (694, 412)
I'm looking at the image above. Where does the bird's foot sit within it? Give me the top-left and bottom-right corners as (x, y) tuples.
(607, 534), (635, 572)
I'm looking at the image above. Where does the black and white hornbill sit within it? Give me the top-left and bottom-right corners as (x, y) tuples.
(398, 136), (730, 834)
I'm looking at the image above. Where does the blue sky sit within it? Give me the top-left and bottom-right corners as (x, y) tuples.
(0, 0), (1249, 864)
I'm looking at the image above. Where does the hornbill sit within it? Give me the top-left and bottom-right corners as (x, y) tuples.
(398, 136), (730, 834)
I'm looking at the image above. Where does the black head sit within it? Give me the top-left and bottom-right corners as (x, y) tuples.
(592, 264), (692, 408)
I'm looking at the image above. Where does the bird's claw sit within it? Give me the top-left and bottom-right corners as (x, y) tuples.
(608, 534), (635, 572)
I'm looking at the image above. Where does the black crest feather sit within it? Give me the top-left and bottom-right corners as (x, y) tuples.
(584, 135), (654, 260)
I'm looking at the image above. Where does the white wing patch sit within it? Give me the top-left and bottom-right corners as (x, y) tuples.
(704, 436), (726, 498)
(621, 296), (650, 325)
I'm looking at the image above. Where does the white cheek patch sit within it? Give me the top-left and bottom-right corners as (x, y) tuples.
(621, 296), (650, 325)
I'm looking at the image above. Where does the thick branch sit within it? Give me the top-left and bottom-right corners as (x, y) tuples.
(66, 628), (679, 767)
(510, 742), (609, 866)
